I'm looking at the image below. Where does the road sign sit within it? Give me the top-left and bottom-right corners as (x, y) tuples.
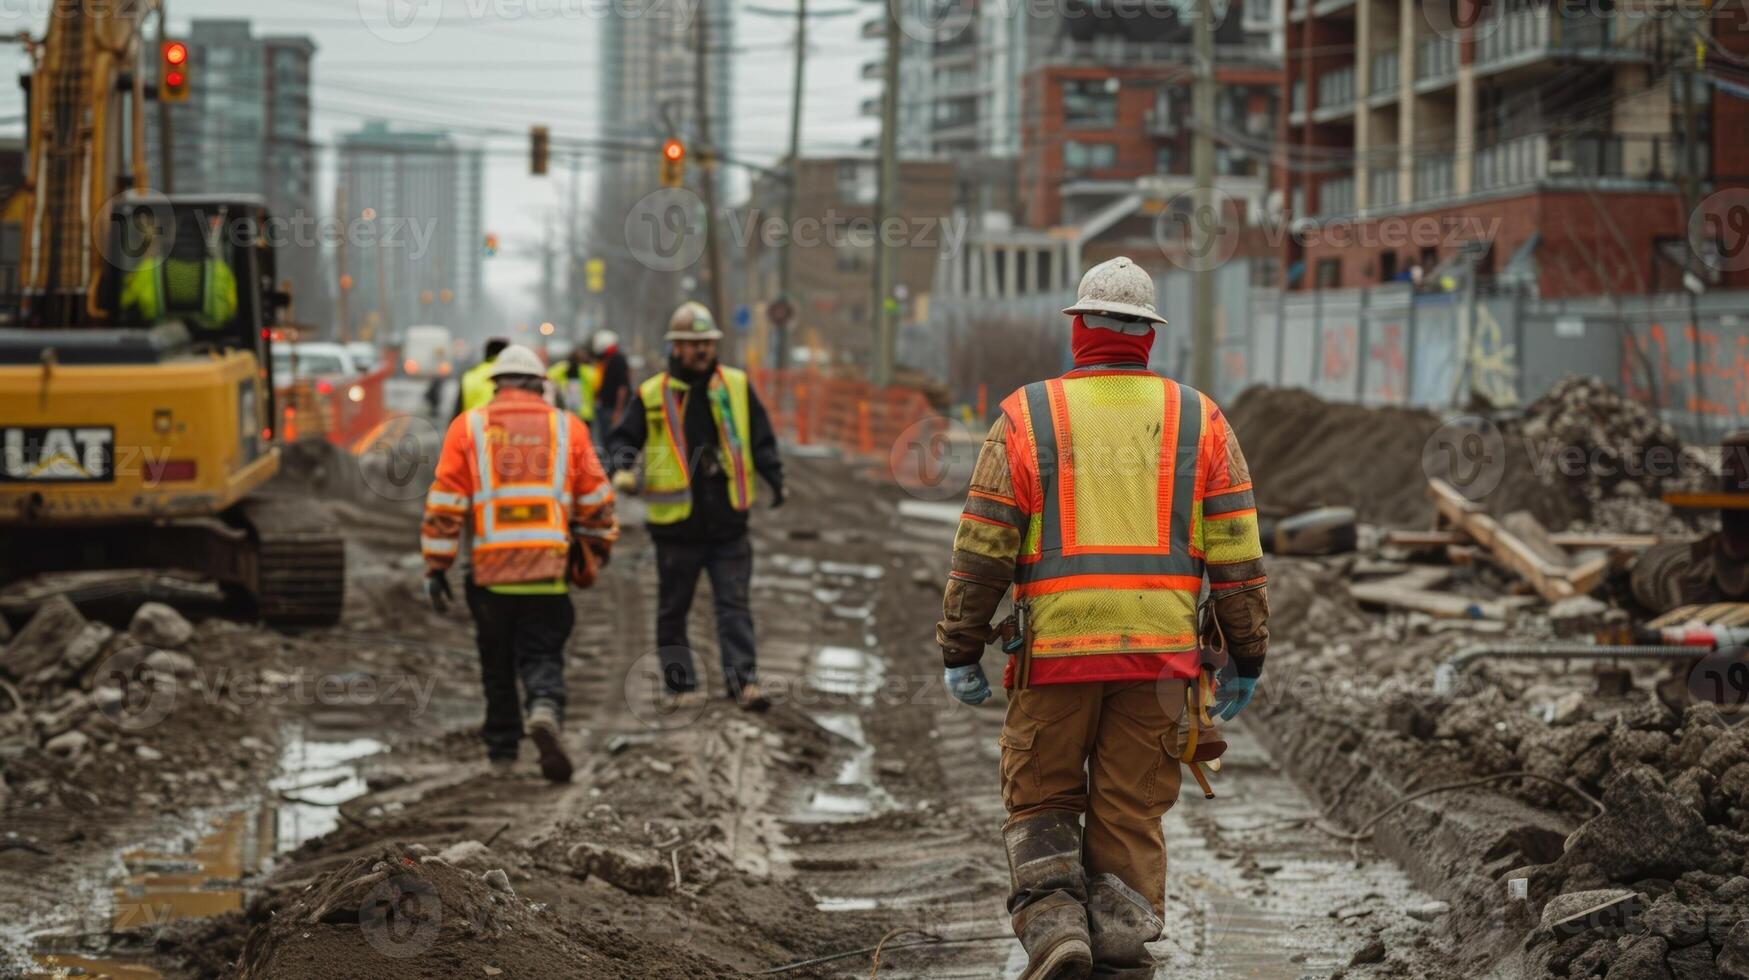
(767, 295), (794, 328)
(733, 305), (751, 331)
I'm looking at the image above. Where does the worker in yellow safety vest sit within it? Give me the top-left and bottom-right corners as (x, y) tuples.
(547, 344), (597, 426)
(454, 338), (511, 417)
(934, 257), (1271, 980)
(120, 226), (240, 330)
(605, 302), (785, 713)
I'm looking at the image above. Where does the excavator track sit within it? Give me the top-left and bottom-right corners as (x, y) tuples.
(239, 495), (346, 628)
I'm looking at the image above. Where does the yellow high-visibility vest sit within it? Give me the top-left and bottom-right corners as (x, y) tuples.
(548, 362), (596, 422)
(460, 360), (497, 413)
(639, 366), (754, 525)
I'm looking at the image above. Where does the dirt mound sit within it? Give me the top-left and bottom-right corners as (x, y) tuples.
(1225, 386), (1444, 527)
(234, 843), (725, 979)
(1225, 381), (1710, 532)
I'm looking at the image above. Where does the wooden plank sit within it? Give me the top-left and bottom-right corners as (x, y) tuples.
(1347, 580), (1536, 620)
(1385, 529), (1666, 551)
(1564, 554), (1612, 597)
(1428, 479), (1577, 603)
(1647, 603), (1749, 628)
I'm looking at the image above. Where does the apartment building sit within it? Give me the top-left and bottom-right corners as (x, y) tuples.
(1281, 0), (1749, 295)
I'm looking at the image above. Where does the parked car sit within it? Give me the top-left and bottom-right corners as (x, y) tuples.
(400, 325), (454, 378)
(272, 342), (358, 390)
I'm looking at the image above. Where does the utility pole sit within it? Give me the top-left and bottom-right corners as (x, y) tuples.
(335, 182), (349, 342)
(157, 5), (174, 194)
(695, 2), (729, 329)
(871, 0), (901, 386)
(778, 0), (807, 373)
(1191, 0), (1216, 392)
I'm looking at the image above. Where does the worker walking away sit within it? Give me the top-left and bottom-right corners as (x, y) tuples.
(606, 303), (783, 713)
(454, 337), (510, 418)
(593, 329), (632, 444)
(549, 343), (597, 440)
(935, 257), (1269, 979)
(422, 344), (618, 782)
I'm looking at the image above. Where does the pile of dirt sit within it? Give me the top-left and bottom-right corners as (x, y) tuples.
(0, 597), (277, 816)
(234, 842), (726, 979)
(1225, 386), (1444, 527)
(1226, 381), (1712, 533)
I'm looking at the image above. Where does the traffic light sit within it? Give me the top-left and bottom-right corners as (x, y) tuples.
(660, 139), (685, 188)
(159, 40), (191, 103)
(531, 125), (549, 177)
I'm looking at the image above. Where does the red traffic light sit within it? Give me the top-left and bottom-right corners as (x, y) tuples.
(165, 70), (185, 87)
(164, 41), (188, 65)
(663, 139), (685, 162)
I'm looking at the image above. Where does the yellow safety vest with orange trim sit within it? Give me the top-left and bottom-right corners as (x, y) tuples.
(999, 368), (1263, 685)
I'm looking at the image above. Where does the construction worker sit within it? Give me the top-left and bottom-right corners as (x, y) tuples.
(935, 257), (1269, 979)
(455, 337), (511, 417)
(593, 329), (632, 439)
(548, 344), (597, 429)
(606, 302), (784, 712)
(120, 219), (239, 330)
(421, 344), (619, 782)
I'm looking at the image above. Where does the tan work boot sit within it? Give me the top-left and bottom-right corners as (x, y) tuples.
(1005, 811), (1094, 980)
(1087, 873), (1163, 978)
(658, 689), (709, 714)
(526, 702), (573, 783)
(736, 682), (771, 713)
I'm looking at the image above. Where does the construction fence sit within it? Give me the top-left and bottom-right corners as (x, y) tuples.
(916, 262), (1749, 445)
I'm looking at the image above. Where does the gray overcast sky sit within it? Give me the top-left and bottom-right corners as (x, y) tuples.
(0, 0), (877, 324)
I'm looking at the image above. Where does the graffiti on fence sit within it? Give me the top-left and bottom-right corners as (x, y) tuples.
(1319, 322), (1359, 392)
(1469, 303), (1520, 408)
(1367, 321), (1407, 403)
(1623, 322), (1749, 419)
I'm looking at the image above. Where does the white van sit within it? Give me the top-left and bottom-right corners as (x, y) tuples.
(400, 325), (453, 378)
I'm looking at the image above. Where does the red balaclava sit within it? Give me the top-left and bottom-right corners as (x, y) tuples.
(1070, 314), (1155, 368)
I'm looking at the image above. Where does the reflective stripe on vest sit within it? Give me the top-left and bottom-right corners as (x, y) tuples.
(466, 406), (570, 549)
(1011, 372), (1206, 663)
(639, 367), (755, 524)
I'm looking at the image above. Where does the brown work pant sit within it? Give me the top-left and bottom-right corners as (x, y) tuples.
(1000, 679), (1189, 917)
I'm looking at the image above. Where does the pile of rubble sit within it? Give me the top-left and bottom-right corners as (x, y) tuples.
(0, 598), (275, 814)
(234, 841), (727, 978)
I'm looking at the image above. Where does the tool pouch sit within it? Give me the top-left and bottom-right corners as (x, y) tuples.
(1178, 599), (1231, 799)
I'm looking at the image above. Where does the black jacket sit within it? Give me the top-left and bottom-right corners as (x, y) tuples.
(606, 362), (783, 542)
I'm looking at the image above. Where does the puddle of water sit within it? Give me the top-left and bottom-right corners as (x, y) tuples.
(270, 730), (385, 852)
(819, 560), (884, 581)
(808, 646), (886, 701)
(25, 728), (382, 979)
(815, 895), (882, 912)
(811, 712), (865, 746)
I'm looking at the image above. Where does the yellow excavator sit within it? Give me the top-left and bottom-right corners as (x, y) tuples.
(0, 0), (344, 626)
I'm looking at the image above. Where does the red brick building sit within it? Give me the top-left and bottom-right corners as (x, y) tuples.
(1279, 0), (1749, 295)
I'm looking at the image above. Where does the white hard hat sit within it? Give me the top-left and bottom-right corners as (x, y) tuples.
(591, 330), (619, 355)
(488, 344), (546, 379)
(665, 302), (723, 341)
(1062, 256), (1168, 326)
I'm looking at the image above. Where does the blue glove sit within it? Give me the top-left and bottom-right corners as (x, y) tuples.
(1212, 676), (1257, 721)
(944, 665), (992, 706)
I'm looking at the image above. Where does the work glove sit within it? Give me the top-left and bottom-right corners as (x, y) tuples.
(423, 572), (452, 614)
(944, 664), (992, 706)
(611, 469), (639, 494)
(1211, 675), (1257, 722)
(769, 483), (786, 509)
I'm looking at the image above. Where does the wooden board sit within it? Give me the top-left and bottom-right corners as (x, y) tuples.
(1428, 479), (1577, 603)
(1384, 529), (1667, 551)
(1647, 603), (1749, 629)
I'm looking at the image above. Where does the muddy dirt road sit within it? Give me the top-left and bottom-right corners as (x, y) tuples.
(4, 448), (1465, 978)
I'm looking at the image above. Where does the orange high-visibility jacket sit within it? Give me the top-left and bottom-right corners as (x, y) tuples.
(422, 388), (618, 586)
(994, 368), (1265, 685)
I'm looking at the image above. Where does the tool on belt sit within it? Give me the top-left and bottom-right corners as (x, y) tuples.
(997, 600), (1032, 689)
(1182, 597), (1231, 800)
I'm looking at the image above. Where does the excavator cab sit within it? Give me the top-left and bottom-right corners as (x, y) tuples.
(0, 193), (343, 627)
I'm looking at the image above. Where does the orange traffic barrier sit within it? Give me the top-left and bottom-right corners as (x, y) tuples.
(750, 368), (940, 461)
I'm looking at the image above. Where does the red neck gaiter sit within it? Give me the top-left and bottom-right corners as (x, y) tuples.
(1070, 315), (1154, 368)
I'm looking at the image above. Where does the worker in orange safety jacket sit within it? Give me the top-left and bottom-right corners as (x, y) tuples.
(421, 344), (619, 783)
(935, 257), (1270, 980)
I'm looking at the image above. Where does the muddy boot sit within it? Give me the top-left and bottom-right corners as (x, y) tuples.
(1005, 811), (1094, 980)
(736, 682), (771, 713)
(526, 701), (573, 783)
(1087, 873), (1163, 979)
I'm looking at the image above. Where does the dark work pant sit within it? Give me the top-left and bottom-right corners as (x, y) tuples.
(654, 535), (758, 697)
(465, 583), (575, 760)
